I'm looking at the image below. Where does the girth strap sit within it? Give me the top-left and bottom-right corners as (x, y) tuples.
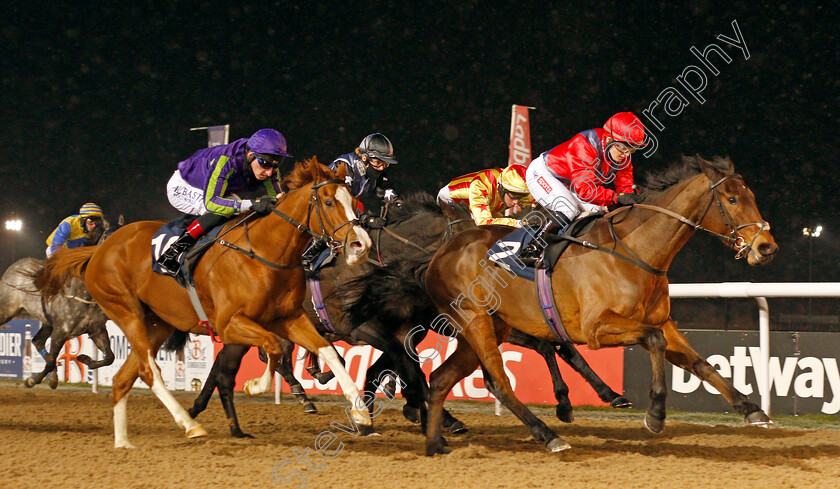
(535, 268), (571, 342)
(307, 277), (337, 333)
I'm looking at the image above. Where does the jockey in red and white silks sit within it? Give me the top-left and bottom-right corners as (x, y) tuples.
(525, 112), (647, 228)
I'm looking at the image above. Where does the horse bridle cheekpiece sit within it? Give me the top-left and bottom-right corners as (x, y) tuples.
(215, 178), (359, 270)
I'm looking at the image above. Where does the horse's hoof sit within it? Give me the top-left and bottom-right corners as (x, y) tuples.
(448, 421), (469, 435)
(610, 396), (633, 409)
(243, 380), (258, 396)
(546, 437), (572, 453)
(290, 384), (306, 395)
(24, 377), (36, 388)
(314, 372), (335, 384)
(402, 405), (421, 424)
(48, 374), (58, 390)
(76, 354), (91, 366)
(644, 414), (665, 434)
(231, 430), (254, 439)
(186, 425), (209, 439)
(425, 442), (450, 456)
(303, 402), (318, 414)
(358, 424), (378, 437)
(555, 405), (575, 423)
(114, 440), (136, 449)
(746, 410), (773, 428)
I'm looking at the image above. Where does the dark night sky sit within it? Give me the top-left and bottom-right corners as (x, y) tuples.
(1, 2), (838, 304)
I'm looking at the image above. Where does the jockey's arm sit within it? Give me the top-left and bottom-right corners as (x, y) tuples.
(568, 143), (617, 207)
(204, 157), (248, 215)
(47, 221), (72, 255)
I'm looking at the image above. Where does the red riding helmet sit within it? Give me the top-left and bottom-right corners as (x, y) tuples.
(603, 112), (647, 148)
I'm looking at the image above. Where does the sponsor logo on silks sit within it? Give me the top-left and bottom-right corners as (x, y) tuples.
(537, 176), (552, 194)
(672, 346), (840, 415)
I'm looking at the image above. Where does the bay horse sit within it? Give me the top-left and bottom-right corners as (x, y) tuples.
(184, 193), (629, 437)
(423, 156), (778, 455)
(34, 157), (373, 448)
(0, 217), (123, 388)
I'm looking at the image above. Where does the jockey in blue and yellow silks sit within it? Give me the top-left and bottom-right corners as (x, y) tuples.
(46, 203), (104, 257)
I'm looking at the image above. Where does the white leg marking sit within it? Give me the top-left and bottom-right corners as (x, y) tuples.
(318, 346), (372, 426)
(243, 362), (273, 396)
(146, 353), (204, 436)
(113, 395), (135, 449)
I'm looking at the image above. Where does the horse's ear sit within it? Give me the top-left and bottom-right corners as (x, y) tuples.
(118, 214), (125, 226)
(700, 155), (734, 181)
(440, 202), (458, 221)
(308, 157), (321, 182)
(335, 161), (348, 181)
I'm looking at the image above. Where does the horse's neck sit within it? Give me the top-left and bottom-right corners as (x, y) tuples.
(249, 188), (313, 263)
(382, 214), (448, 255)
(619, 174), (712, 271)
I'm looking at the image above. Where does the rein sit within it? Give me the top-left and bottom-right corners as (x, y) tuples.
(212, 178), (359, 271)
(569, 174), (769, 275)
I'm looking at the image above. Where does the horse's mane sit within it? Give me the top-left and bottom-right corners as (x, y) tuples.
(638, 155), (734, 193)
(281, 156), (336, 191)
(386, 192), (444, 225)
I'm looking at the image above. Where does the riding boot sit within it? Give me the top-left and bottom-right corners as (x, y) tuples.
(156, 218), (209, 276)
(301, 239), (328, 273)
(519, 214), (571, 267)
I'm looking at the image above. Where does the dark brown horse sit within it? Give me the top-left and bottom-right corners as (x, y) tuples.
(423, 156), (778, 455)
(34, 158), (373, 448)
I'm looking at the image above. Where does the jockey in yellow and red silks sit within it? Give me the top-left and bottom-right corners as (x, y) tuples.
(437, 164), (533, 227)
(46, 203), (104, 257)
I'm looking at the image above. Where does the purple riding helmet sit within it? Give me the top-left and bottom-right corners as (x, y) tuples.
(248, 128), (293, 158)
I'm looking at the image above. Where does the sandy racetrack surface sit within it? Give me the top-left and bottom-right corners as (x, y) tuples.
(2, 381), (839, 489)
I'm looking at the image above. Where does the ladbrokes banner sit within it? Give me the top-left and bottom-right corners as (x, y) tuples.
(223, 332), (624, 406)
(508, 105), (533, 167)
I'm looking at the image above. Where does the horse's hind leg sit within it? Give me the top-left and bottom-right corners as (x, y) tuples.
(77, 325), (115, 369)
(189, 343), (255, 438)
(111, 318), (205, 448)
(554, 338), (632, 408)
(660, 319), (771, 426)
(25, 328), (66, 388)
(277, 339), (317, 414)
(427, 340), (481, 455)
(31, 324), (53, 363)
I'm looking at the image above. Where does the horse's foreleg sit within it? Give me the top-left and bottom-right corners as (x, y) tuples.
(280, 313), (373, 433)
(554, 338), (632, 408)
(507, 330), (574, 422)
(77, 325), (115, 369)
(31, 324), (53, 363)
(660, 319), (771, 426)
(189, 343), (252, 437)
(642, 328), (668, 433)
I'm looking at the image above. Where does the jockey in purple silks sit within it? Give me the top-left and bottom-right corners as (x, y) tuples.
(156, 128), (292, 276)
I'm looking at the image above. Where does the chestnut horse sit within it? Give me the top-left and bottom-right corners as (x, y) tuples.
(34, 158), (373, 448)
(423, 156), (778, 455)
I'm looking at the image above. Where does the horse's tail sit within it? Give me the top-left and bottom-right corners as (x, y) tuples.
(161, 330), (190, 352)
(32, 247), (97, 299)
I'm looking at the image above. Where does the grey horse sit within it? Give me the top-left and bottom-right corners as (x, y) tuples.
(0, 217), (122, 388)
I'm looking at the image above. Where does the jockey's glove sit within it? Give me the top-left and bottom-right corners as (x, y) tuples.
(252, 196), (277, 215)
(360, 212), (387, 229)
(614, 192), (645, 206)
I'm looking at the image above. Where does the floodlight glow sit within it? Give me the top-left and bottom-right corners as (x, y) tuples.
(5, 219), (22, 231)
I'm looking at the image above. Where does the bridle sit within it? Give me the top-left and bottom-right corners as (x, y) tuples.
(215, 178), (360, 270)
(564, 173), (770, 275)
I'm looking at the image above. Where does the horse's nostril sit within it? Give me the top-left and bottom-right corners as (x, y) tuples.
(351, 241), (363, 251)
(758, 243), (776, 256)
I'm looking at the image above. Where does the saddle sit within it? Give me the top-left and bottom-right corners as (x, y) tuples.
(150, 216), (224, 288)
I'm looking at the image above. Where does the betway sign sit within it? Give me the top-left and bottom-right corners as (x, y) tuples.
(624, 330), (840, 415)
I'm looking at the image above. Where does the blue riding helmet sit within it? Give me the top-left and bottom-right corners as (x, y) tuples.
(248, 129), (293, 158)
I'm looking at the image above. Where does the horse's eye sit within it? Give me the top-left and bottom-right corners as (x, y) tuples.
(727, 196), (738, 205)
(325, 199), (334, 207)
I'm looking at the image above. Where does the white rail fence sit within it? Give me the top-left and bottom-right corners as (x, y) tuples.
(669, 282), (840, 416)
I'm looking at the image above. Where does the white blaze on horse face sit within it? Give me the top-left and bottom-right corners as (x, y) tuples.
(146, 352), (204, 435)
(113, 395), (134, 448)
(334, 186), (371, 264)
(318, 346), (372, 426)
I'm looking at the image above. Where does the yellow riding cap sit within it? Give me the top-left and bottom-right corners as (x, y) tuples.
(500, 165), (528, 194)
(79, 203), (103, 217)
